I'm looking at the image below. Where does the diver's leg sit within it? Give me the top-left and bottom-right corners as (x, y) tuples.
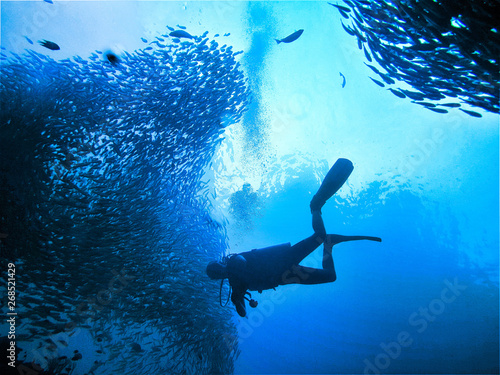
(322, 237), (334, 271)
(281, 235), (382, 286)
(282, 243), (337, 285)
(312, 210), (327, 244)
(283, 211), (326, 269)
(281, 265), (336, 285)
(292, 235), (382, 284)
(282, 228), (337, 285)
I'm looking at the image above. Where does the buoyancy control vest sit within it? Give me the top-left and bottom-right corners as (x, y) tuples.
(227, 243), (292, 293)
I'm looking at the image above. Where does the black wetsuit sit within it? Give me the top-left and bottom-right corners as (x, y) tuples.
(227, 243), (293, 292)
(227, 211), (333, 317)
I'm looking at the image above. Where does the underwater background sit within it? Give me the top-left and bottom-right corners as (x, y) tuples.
(1, 1), (498, 374)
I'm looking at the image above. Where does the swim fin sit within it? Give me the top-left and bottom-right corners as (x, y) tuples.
(310, 158), (354, 213)
(326, 234), (382, 246)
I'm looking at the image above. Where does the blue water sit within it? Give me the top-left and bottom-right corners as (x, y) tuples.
(1, 1), (498, 375)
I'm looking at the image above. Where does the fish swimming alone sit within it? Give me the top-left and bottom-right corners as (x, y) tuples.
(339, 72), (346, 88)
(275, 29), (304, 44)
(39, 40), (60, 50)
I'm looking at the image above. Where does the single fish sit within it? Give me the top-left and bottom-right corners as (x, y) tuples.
(363, 45), (372, 62)
(131, 343), (142, 352)
(459, 108), (482, 118)
(379, 73), (395, 85)
(439, 102), (461, 108)
(364, 63), (380, 75)
(327, 2), (351, 13)
(369, 77), (385, 87)
(71, 353), (82, 361)
(426, 107), (448, 114)
(25, 36), (34, 45)
(341, 22), (356, 37)
(275, 29), (304, 44)
(43, 0), (53, 3)
(338, 8), (350, 19)
(39, 40), (60, 50)
(388, 88), (406, 98)
(149, 40), (166, 48)
(339, 72), (346, 88)
(141, 37), (148, 43)
(400, 89), (425, 101)
(169, 30), (194, 39)
(414, 101), (436, 108)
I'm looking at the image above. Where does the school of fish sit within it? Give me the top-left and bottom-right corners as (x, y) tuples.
(330, 0), (499, 117)
(1, 27), (248, 375)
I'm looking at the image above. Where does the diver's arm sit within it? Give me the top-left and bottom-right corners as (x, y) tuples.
(231, 288), (247, 317)
(227, 254), (248, 317)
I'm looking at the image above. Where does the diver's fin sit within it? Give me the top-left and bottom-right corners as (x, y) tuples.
(310, 158), (354, 212)
(326, 234), (382, 246)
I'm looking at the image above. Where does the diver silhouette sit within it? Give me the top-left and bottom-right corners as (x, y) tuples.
(206, 158), (381, 317)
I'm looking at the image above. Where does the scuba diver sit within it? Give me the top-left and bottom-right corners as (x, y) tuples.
(206, 158), (381, 317)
